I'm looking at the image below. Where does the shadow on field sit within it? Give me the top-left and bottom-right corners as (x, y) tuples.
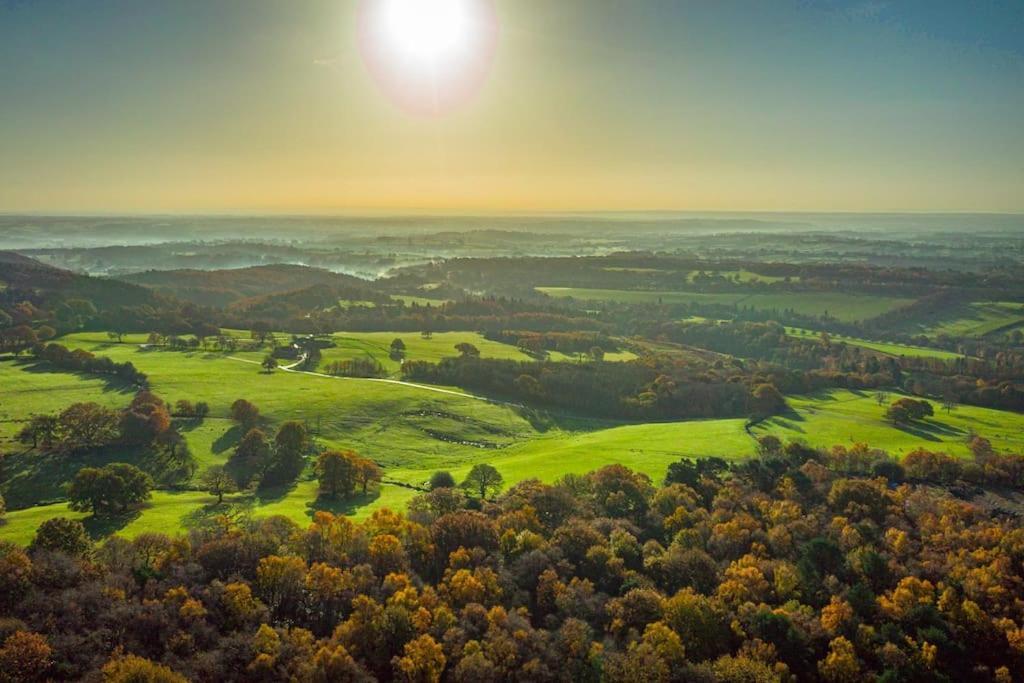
(182, 498), (252, 529)
(16, 359), (134, 394)
(213, 425), (244, 453)
(82, 508), (143, 539)
(1, 444), (172, 509)
(895, 418), (964, 442)
(307, 490), (381, 517)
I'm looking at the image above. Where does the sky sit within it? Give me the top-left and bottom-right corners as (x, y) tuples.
(0, 0), (1022, 214)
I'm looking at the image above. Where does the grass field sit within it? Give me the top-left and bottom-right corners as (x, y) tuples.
(754, 389), (1024, 457)
(316, 331), (635, 375)
(4, 331), (1024, 547)
(537, 287), (912, 322)
(786, 327), (965, 360)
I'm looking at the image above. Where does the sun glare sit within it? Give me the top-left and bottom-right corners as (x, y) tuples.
(358, 0), (498, 116)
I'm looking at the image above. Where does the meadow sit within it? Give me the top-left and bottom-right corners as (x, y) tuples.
(536, 287), (913, 322)
(4, 330), (1024, 547)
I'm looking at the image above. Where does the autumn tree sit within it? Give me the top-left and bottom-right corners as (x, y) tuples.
(100, 653), (187, 683)
(230, 398), (261, 429)
(354, 457), (382, 495)
(30, 517), (91, 557)
(317, 450), (358, 498)
(393, 634), (445, 683)
(120, 391), (172, 445)
(751, 383), (786, 417)
(0, 631), (52, 683)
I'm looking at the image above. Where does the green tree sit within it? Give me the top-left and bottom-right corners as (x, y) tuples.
(262, 355), (278, 373)
(67, 463), (152, 514)
(57, 402), (120, 450)
(461, 463), (504, 500)
(259, 421), (308, 486)
(455, 342), (480, 358)
(390, 337), (407, 360)
(200, 465), (237, 503)
(429, 471), (456, 490)
(17, 414), (58, 449)
(233, 428), (272, 482)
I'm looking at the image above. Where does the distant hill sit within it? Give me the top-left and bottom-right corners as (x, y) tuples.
(0, 251), (161, 309)
(121, 264), (384, 308)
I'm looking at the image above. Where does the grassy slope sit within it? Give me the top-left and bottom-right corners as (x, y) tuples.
(537, 287), (912, 322)
(5, 333), (1024, 546)
(786, 327), (964, 360)
(755, 389), (1024, 457)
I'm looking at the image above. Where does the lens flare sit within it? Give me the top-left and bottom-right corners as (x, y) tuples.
(358, 0), (499, 116)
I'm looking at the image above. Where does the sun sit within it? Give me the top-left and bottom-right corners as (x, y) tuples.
(358, 0), (499, 116)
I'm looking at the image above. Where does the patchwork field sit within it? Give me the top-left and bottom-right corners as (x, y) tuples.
(911, 301), (1024, 338)
(786, 327), (965, 360)
(537, 287), (913, 322)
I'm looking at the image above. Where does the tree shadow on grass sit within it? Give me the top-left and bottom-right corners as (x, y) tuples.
(181, 497), (254, 530)
(307, 489), (381, 518)
(15, 359), (135, 394)
(893, 422), (944, 442)
(1, 444), (170, 509)
(213, 425), (244, 454)
(777, 405), (806, 423)
(769, 416), (806, 434)
(81, 508), (143, 539)
(253, 480), (302, 506)
(174, 417), (206, 433)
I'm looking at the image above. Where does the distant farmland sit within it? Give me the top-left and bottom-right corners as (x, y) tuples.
(537, 287), (914, 322)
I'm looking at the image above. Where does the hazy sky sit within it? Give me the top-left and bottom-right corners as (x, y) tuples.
(1, 0), (1022, 213)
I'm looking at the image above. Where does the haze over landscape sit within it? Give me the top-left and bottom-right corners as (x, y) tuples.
(2, 2), (1024, 682)
(2, 0), (1023, 213)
